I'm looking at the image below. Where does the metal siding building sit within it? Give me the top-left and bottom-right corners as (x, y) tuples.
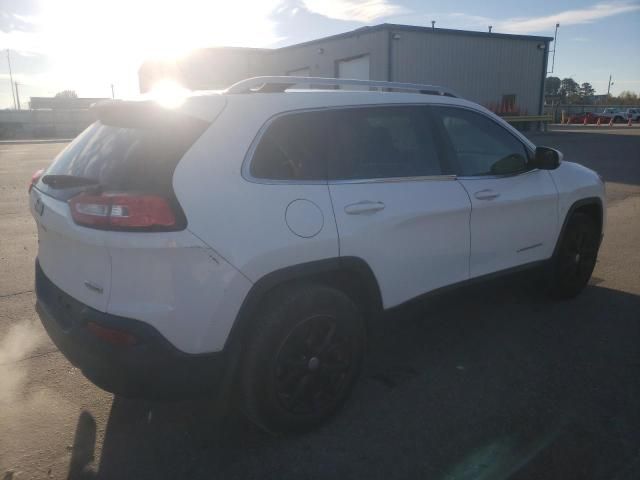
(268, 29), (389, 82)
(139, 24), (551, 115)
(386, 27), (549, 116)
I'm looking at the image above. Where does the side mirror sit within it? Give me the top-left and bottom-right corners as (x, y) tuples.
(531, 146), (562, 170)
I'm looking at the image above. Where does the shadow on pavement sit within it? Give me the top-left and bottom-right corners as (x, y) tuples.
(67, 411), (97, 480)
(66, 274), (640, 479)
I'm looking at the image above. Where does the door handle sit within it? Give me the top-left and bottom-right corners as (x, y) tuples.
(344, 201), (386, 215)
(474, 189), (500, 201)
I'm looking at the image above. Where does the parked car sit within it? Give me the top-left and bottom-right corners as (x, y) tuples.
(567, 111), (601, 124)
(30, 76), (606, 433)
(598, 108), (626, 123)
(623, 108), (640, 122)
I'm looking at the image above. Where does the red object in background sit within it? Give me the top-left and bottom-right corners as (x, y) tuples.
(567, 112), (601, 124)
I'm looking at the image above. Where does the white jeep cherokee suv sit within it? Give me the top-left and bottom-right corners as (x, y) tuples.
(31, 77), (605, 432)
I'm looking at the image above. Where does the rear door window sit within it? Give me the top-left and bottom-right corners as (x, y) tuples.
(327, 106), (445, 180)
(249, 110), (329, 181)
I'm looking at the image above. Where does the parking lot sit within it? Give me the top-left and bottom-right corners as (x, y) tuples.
(1, 127), (639, 479)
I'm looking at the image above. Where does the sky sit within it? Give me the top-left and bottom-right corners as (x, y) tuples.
(1, 0), (639, 109)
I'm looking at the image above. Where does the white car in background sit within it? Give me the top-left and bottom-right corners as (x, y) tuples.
(623, 108), (640, 122)
(30, 77), (606, 433)
(598, 108), (627, 123)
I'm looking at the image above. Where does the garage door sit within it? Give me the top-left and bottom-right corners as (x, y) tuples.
(337, 55), (370, 90)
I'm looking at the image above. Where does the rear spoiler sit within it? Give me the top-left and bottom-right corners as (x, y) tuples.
(90, 100), (211, 129)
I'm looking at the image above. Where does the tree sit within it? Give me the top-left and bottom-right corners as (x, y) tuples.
(579, 82), (595, 101)
(54, 90), (78, 99)
(545, 76), (561, 95)
(616, 91), (639, 106)
(560, 78), (579, 98)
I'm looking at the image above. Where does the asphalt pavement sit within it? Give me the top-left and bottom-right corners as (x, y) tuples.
(0, 127), (639, 479)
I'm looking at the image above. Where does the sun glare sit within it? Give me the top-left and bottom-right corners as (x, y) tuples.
(33, 0), (283, 98)
(147, 80), (191, 108)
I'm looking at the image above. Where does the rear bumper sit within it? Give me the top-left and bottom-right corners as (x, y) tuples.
(35, 260), (227, 399)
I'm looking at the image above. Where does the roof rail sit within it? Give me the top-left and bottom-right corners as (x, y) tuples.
(225, 76), (459, 97)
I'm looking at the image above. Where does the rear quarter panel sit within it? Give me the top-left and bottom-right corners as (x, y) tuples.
(105, 230), (252, 354)
(173, 94), (346, 282)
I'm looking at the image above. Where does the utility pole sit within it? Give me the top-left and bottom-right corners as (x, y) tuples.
(110, 83), (115, 99)
(548, 23), (560, 74)
(6, 49), (17, 109)
(14, 81), (21, 110)
(607, 75), (614, 97)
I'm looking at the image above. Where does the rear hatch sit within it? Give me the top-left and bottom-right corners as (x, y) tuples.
(31, 98), (216, 311)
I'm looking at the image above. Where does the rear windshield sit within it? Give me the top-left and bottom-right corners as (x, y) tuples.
(41, 109), (209, 197)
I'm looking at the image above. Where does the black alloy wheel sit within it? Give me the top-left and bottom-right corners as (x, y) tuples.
(273, 314), (354, 416)
(240, 284), (365, 433)
(550, 212), (600, 299)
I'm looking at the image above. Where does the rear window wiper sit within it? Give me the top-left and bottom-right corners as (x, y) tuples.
(41, 175), (101, 189)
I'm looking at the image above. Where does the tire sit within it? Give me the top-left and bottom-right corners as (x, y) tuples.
(549, 212), (600, 300)
(239, 284), (365, 433)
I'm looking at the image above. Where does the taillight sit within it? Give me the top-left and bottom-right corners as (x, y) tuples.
(68, 192), (177, 230)
(29, 169), (44, 193)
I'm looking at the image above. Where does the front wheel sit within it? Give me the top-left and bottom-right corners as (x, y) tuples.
(239, 284), (365, 433)
(549, 213), (600, 299)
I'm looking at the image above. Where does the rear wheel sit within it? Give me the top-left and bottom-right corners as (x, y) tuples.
(240, 284), (365, 433)
(549, 212), (600, 299)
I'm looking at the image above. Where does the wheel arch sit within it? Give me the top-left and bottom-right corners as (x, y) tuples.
(224, 256), (383, 351)
(553, 197), (604, 258)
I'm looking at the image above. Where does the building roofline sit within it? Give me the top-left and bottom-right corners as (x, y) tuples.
(381, 23), (553, 42)
(138, 23), (554, 73)
(275, 23), (554, 51)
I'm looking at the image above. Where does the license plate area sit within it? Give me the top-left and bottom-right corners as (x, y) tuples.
(36, 265), (87, 332)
